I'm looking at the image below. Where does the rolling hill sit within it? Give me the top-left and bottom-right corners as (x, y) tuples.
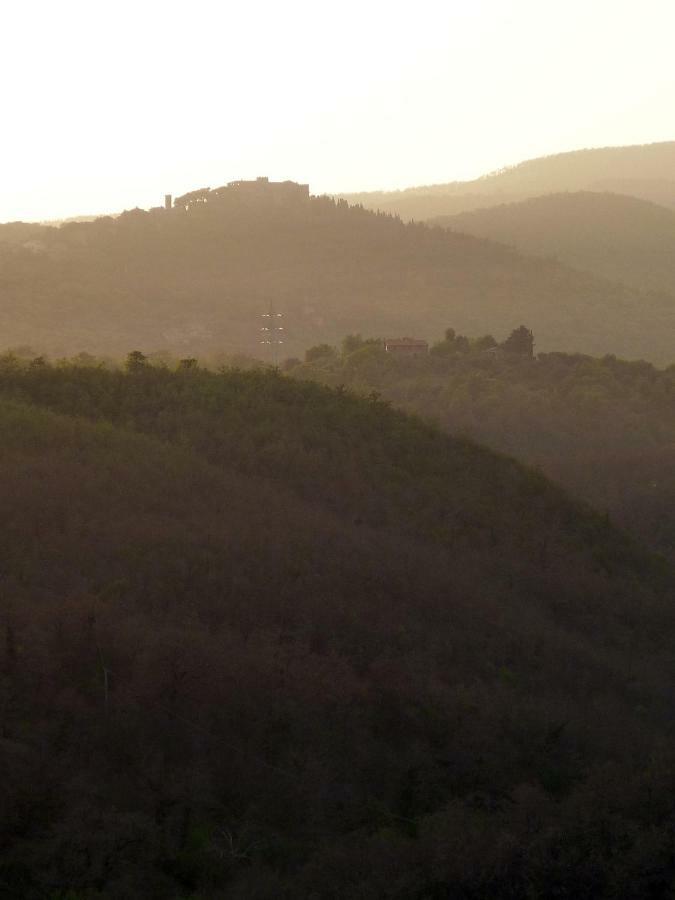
(432, 191), (675, 296)
(2, 360), (675, 897)
(1, 191), (674, 364)
(289, 334), (675, 565)
(339, 141), (675, 221)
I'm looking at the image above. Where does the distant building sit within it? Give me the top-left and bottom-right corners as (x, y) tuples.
(225, 177), (310, 204)
(384, 338), (429, 355)
(172, 177), (310, 211)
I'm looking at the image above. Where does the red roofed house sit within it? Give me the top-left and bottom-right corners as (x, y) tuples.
(384, 338), (429, 356)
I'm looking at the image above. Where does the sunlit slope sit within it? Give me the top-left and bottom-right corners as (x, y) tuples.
(433, 192), (675, 296)
(1, 196), (675, 363)
(339, 141), (675, 220)
(2, 370), (675, 897)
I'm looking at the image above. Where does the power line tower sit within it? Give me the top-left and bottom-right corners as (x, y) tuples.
(260, 302), (284, 366)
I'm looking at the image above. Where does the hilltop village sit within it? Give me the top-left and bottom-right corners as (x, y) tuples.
(164, 176), (311, 213)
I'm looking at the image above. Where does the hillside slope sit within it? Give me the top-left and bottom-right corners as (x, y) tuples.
(1, 195), (674, 364)
(2, 363), (675, 897)
(339, 141), (675, 220)
(290, 336), (675, 564)
(432, 192), (675, 296)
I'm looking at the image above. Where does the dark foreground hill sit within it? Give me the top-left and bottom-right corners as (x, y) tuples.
(433, 192), (675, 296)
(339, 141), (675, 220)
(1, 360), (675, 898)
(1, 194), (675, 364)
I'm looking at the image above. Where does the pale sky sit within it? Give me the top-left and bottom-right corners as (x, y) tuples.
(2, 0), (675, 221)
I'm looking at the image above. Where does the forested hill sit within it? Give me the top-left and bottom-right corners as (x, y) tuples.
(2, 359), (675, 897)
(290, 332), (675, 564)
(338, 141), (675, 220)
(432, 192), (675, 296)
(1, 192), (675, 364)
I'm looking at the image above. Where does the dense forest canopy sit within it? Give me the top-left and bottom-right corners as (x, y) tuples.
(432, 191), (675, 297)
(1, 190), (674, 364)
(2, 359), (675, 897)
(338, 141), (675, 220)
(3, 141), (675, 896)
(289, 331), (675, 566)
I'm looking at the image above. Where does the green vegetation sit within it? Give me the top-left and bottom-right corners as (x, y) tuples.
(290, 331), (675, 564)
(1, 359), (675, 897)
(433, 191), (675, 297)
(2, 190), (675, 364)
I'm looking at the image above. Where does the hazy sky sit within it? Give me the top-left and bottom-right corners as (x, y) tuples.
(3, 0), (675, 221)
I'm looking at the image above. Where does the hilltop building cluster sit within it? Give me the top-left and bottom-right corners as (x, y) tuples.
(167, 177), (310, 212)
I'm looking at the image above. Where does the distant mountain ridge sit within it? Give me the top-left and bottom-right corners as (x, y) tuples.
(431, 191), (675, 296)
(338, 141), (675, 220)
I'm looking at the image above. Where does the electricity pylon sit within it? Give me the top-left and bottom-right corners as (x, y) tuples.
(260, 302), (284, 366)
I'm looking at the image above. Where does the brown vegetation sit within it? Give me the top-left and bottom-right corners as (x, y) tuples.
(1, 361), (675, 897)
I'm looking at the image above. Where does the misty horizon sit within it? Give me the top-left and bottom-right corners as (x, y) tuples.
(4, 0), (675, 221)
(5, 137), (675, 225)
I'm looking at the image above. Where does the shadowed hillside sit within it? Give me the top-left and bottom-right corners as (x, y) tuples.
(1, 192), (675, 364)
(290, 332), (675, 564)
(339, 141), (675, 220)
(2, 360), (675, 897)
(432, 192), (675, 296)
